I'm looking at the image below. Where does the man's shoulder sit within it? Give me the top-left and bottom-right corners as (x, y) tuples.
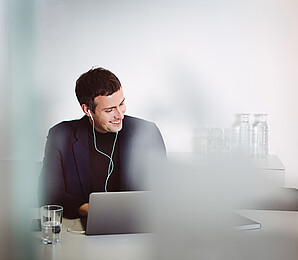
(122, 115), (162, 139)
(124, 115), (156, 128)
(47, 116), (87, 140)
(122, 115), (166, 155)
(50, 117), (85, 131)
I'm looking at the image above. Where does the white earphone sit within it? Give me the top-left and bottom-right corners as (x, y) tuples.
(87, 109), (92, 119)
(88, 110), (118, 192)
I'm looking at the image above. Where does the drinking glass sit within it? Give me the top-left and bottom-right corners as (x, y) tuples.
(40, 205), (63, 244)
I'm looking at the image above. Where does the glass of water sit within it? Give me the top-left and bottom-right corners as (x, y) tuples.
(40, 205), (63, 244)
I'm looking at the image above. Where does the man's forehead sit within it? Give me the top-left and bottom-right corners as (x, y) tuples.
(94, 89), (124, 107)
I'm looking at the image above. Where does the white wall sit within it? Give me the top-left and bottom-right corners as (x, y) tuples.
(5, 0), (298, 187)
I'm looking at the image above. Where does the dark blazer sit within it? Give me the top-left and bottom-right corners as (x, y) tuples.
(38, 115), (166, 218)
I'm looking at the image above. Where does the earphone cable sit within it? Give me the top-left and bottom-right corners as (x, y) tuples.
(66, 219), (86, 234)
(89, 113), (118, 193)
(104, 132), (118, 192)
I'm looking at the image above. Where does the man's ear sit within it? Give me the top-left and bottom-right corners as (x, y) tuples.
(81, 104), (90, 117)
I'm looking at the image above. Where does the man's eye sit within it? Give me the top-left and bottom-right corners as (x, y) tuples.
(105, 109), (113, 113)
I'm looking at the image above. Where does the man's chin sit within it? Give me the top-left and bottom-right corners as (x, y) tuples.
(109, 123), (123, 133)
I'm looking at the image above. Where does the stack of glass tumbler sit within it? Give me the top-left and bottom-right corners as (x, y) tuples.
(195, 113), (270, 158)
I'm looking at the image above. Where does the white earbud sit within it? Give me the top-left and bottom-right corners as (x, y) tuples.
(87, 110), (93, 120)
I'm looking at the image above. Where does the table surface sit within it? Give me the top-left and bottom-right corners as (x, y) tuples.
(33, 210), (298, 260)
(33, 216), (152, 260)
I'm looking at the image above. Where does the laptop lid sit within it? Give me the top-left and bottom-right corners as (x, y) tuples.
(85, 191), (151, 235)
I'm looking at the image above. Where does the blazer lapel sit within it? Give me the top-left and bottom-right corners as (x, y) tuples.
(119, 116), (134, 190)
(73, 116), (90, 199)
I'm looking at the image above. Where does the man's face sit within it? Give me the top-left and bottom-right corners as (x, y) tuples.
(89, 88), (126, 133)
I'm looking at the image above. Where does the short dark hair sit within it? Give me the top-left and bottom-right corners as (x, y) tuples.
(75, 67), (121, 112)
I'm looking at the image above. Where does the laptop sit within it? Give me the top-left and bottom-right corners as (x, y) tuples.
(82, 191), (151, 235)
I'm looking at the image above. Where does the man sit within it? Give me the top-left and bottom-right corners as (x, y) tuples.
(38, 67), (166, 218)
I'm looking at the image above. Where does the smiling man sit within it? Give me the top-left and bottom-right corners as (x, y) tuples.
(38, 67), (166, 218)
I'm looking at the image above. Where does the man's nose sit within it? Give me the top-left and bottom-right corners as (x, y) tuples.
(114, 107), (124, 119)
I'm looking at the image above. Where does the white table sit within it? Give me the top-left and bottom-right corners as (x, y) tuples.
(33, 217), (152, 260)
(33, 210), (298, 260)
(237, 209), (298, 235)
